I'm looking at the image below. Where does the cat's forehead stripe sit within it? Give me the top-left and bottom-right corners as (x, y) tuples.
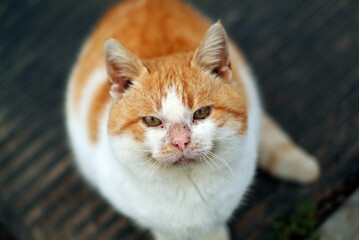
(161, 86), (188, 122)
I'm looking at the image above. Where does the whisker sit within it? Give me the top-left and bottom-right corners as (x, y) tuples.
(129, 157), (154, 166)
(200, 153), (215, 172)
(214, 136), (233, 140)
(146, 161), (159, 185)
(141, 158), (158, 185)
(204, 153), (224, 177)
(145, 160), (163, 186)
(154, 160), (163, 174)
(208, 151), (234, 177)
(204, 153), (221, 171)
(143, 164), (156, 186)
(132, 149), (152, 153)
(140, 163), (153, 182)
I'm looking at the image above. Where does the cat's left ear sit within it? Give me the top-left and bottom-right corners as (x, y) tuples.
(192, 22), (231, 82)
(104, 38), (145, 100)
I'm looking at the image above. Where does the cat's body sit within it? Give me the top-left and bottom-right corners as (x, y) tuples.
(66, 0), (319, 239)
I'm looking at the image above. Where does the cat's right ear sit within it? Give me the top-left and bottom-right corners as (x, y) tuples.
(191, 22), (232, 82)
(104, 38), (145, 100)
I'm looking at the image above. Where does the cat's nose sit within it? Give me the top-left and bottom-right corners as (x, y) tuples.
(170, 124), (191, 152)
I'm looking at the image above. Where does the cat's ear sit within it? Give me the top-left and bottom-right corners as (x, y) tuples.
(192, 22), (231, 81)
(104, 38), (145, 100)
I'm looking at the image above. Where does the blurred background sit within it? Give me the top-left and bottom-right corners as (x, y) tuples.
(0, 0), (358, 239)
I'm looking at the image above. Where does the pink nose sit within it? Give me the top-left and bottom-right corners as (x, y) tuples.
(170, 124), (191, 152)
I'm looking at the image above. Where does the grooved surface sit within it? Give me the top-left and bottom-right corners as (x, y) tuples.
(0, 0), (358, 239)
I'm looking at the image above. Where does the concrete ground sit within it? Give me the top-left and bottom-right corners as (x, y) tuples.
(319, 189), (359, 240)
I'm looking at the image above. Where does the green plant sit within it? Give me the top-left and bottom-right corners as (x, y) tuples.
(268, 201), (319, 240)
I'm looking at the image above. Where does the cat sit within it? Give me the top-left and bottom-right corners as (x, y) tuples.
(65, 0), (320, 239)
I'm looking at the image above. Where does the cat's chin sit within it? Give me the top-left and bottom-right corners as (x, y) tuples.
(173, 156), (195, 167)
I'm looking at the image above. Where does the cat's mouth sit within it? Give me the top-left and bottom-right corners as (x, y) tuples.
(173, 156), (195, 167)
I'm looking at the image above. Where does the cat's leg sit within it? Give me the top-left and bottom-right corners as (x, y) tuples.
(200, 225), (230, 240)
(258, 113), (320, 183)
(152, 225), (229, 240)
(152, 231), (176, 240)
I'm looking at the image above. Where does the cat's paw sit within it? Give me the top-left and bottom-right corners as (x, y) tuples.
(152, 231), (172, 240)
(201, 225), (230, 240)
(295, 154), (320, 183)
(152, 225), (230, 240)
(275, 148), (320, 184)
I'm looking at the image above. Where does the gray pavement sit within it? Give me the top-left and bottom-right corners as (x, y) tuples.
(319, 189), (359, 240)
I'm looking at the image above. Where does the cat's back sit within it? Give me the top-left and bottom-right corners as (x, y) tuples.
(102, 0), (211, 58)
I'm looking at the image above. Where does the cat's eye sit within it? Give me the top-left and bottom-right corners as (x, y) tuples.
(193, 107), (211, 120)
(143, 116), (162, 127)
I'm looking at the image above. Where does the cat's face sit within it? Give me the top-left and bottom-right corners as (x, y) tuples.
(105, 23), (247, 175)
(108, 54), (246, 165)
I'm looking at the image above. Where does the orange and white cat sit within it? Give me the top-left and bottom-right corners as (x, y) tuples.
(66, 0), (320, 239)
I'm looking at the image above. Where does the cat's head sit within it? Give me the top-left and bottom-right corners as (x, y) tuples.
(104, 23), (247, 176)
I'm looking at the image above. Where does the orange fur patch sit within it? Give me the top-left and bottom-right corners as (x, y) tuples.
(161, 143), (174, 155)
(267, 152), (278, 174)
(88, 82), (111, 142)
(279, 141), (295, 151)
